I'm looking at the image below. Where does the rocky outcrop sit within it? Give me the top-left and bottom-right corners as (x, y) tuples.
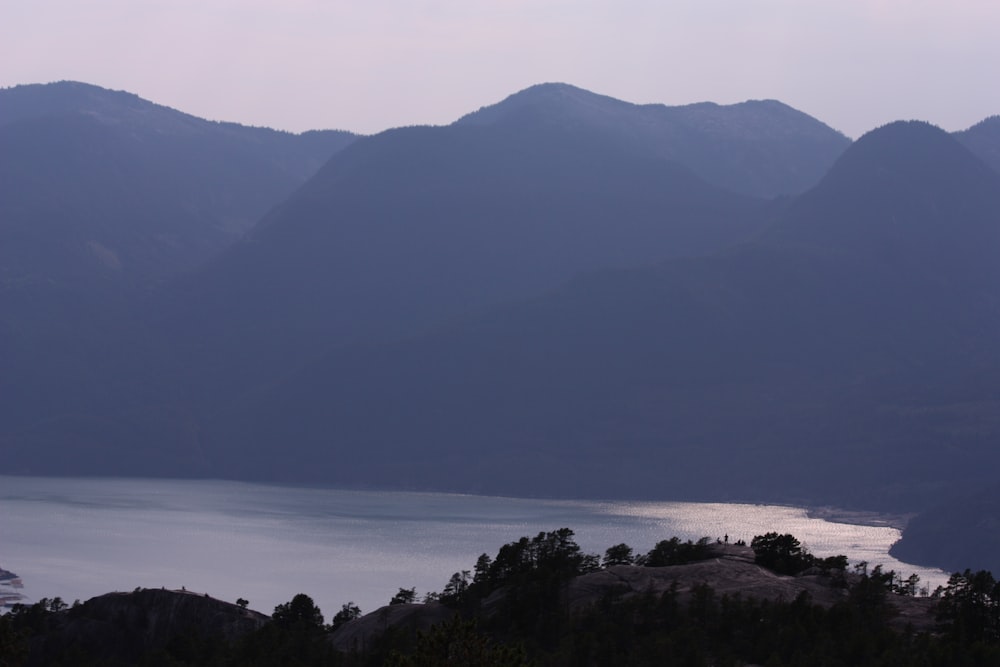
(570, 545), (935, 631)
(568, 543), (833, 608)
(25, 588), (267, 666)
(330, 544), (938, 648)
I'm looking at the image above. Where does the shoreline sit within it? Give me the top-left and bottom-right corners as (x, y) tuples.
(806, 506), (914, 531)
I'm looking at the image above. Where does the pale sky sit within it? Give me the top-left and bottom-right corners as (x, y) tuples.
(3, 0), (998, 138)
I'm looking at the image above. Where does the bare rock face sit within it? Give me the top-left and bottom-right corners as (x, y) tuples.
(567, 545), (936, 632)
(567, 542), (839, 609)
(25, 588), (267, 666)
(567, 558), (849, 612)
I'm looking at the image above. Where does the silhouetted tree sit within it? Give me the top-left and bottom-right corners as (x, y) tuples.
(0, 612), (27, 667)
(473, 553), (493, 586)
(330, 602), (362, 631)
(639, 536), (711, 566)
(751, 532), (814, 574)
(936, 569), (1000, 642)
(441, 571), (471, 604)
(603, 543), (634, 567)
(272, 593), (324, 628)
(390, 587), (417, 605)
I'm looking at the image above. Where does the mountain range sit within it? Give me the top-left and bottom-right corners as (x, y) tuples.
(3, 81), (999, 574)
(456, 83), (850, 198)
(206, 121), (1000, 511)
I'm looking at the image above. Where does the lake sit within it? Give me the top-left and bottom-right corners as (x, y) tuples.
(0, 476), (949, 619)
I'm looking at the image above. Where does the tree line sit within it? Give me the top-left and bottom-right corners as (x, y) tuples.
(2, 529), (999, 666)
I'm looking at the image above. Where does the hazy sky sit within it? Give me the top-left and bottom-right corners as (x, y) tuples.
(4, 1), (998, 138)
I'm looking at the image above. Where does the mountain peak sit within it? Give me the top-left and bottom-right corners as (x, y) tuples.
(763, 120), (1000, 274)
(955, 115), (1000, 176)
(454, 83), (848, 197)
(960, 114), (1000, 134)
(847, 120), (957, 160)
(455, 82), (635, 126)
(813, 120), (996, 200)
(0, 80), (221, 139)
(0, 81), (154, 126)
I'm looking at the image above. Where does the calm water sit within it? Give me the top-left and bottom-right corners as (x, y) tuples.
(0, 476), (948, 619)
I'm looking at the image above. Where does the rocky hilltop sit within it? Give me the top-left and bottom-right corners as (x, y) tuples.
(331, 543), (936, 652)
(16, 588), (267, 666)
(6, 536), (990, 666)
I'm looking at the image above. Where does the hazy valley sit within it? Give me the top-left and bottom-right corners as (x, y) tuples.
(3, 81), (1000, 579)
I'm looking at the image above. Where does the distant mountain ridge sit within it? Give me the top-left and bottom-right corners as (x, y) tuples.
(0, 81), (357, 286)
(0, 80), (349, 145)
(142, 81), (853, 412)
(458, 82), (851, 197)
(955, 115), (1000, 175)
(1, 80), (855, 481)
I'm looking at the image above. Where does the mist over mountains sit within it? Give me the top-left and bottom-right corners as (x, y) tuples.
(3, 81), (999, 572)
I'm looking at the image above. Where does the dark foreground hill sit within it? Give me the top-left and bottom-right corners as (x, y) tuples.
(6, 530), (997, 667)
(5, 589), (268, 666)
(331, 542), (937, 655)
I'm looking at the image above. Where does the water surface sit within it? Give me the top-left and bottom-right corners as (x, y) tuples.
(0, 476), (948, 618)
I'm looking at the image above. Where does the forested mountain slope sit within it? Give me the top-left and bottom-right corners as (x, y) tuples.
(209, 122), (1000, 512)
(458, 82), (850, 197)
